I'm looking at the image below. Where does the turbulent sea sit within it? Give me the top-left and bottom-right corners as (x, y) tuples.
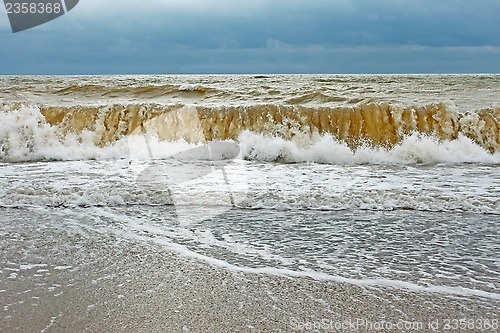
(0, 74), (499, 302)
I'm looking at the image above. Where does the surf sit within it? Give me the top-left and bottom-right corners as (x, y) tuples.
(0, 101), (498, 163)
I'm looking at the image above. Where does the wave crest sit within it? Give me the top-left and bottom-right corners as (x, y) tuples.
(1, 101), (499, 163)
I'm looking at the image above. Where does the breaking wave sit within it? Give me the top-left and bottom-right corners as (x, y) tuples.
(0, 101), (499, 164)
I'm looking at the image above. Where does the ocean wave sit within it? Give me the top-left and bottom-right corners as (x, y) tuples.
(238, 131), (500, 164)
(53, 83), (221, 98)
(1, 158), (498, 214)
(0, 101), (498, 163)
(286, 90), (348, 104)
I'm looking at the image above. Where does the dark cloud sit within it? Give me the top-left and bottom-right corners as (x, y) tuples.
(1, 0), (499, 74)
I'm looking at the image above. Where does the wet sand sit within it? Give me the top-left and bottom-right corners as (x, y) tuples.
(1, 208), (498, 333)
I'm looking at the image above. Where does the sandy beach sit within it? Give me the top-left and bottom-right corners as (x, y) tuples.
(1, 207), (498, 333)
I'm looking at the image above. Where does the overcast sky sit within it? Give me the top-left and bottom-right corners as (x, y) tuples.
(1, 0), (499, 74)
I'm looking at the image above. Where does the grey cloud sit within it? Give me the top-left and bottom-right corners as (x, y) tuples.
(1, 0), (499, 74)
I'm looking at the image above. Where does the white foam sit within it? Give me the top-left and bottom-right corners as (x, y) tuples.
(107, 217), (500, 300)
(178, 84), (207, 91)
(53, 266), (73, 270)
(19, 264), (47, 270)
(238, 131), (500, 164)
(0, 105), (127, 162)
(59, 206), (498, 301)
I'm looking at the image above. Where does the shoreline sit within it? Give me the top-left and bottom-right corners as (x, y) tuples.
(1, 212), (498, 333)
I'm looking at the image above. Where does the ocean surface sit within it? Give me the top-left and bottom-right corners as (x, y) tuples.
(1, 74), (499, 303)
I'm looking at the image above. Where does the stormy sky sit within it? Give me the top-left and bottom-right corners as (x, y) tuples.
(1, 0), (499, 74)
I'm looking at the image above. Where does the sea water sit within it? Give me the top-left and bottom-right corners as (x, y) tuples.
(0, 74), (499, 302)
